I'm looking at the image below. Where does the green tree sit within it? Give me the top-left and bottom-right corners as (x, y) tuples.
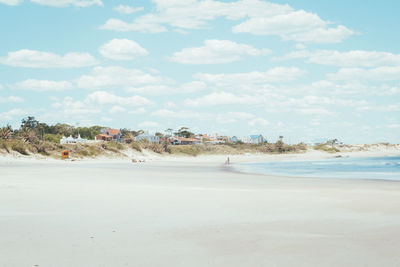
(174, 127), (194, 138)
(21, 116), (39, 130)
(155, 132), (164, 138)
(327, 139), (338, 148)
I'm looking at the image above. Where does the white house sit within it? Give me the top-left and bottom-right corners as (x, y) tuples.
(250, 134), (264, 144)
(60, 134), (88, 144)
(238, 136), (251, 143)
(135, 132), (159, 143)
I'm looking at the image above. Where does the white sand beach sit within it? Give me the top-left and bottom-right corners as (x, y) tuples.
(1, 151), (400, 267)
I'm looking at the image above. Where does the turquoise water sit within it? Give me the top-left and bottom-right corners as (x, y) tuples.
(234, 156), (400, 181)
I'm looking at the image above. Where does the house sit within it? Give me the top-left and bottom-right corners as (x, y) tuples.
(95, 134), (113, 141)
(60, 134), (88, 144)
(96, 128), (122, 142)
(250, 134), (264, 145)
(176, 137), (202, 145)
(159, 137), (181, 145)
(201, 133), (225, 144)
(135, 132), (159, 143)
(238, 136), (251, 143)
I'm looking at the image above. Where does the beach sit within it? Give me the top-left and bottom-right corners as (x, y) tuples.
(1, 152), (400, 266)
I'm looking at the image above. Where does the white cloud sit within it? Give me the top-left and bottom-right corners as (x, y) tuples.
(99, 18), (167, 33)
(0, 0), (22, 5)
(0, 96), (24, 103)
(279, 49), (400, 67)
(76, 66), (167, 90)
(233, 10), (353, 43)
(356, 103), (400, 112)
(248, 118), (269, 127)
(114, 5), (143, 14)
(164, 101), (177, 109)
(151, 109), (207, 119)
(184, 92), (263, 107)
(308, 80), (400, 96)
(100, 0), (353, 43)
(216, 112), (254, 124)
(295, 43), (306, 50)
(128, 108), (146, 114)
(280, 95), (366, 110)
(100, 0), (290, 33)
(0, 49), (98, 68)
(30, 0), (103, 7)
(138, 121), (160, 129)
(126, 81), (206, 95)
(51, 96), (101, 115)
(0, 109), (28, 120)
(297, 108), (334, 116)
(170, 39), (270, 64)
(194, 67), (305, 86)
(11, 79), (73, 91)
(327, 66), (400, 81)
(99, 39), (148, 60)
(101, 117), (112, 122)
(110, 105), (126, 114)
(86, 91), (152, 107)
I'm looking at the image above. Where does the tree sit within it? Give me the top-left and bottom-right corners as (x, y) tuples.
(18, 128), (38, 143)
(120, 128), (132, 138)
(327, 139), (338, 148)
(21, 116), (39, 130)
(155, 132), (164, 138)
(174, 127), (194, 138)
(0, 125), (13, 140)
(37, 122), (47, 140)
(165, 128), (173, 137)
(275, 140), (284, 153)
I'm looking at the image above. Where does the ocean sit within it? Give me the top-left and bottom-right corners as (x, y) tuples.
(233, 156), (400, 181)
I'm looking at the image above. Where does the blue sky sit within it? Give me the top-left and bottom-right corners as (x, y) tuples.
(1, 0), (399, 144)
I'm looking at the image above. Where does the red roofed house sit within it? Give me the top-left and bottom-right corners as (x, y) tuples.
(95, 128), (122, 142)
(176, 137), (202, 145)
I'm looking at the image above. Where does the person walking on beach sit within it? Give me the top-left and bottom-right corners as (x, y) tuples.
(226, 157), (230, 165)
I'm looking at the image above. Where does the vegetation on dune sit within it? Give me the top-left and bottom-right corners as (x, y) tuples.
(130, 142), (142, 152)
(0, 116), (345, 159)
(169, 145), (203, 156)
(10, 140), (30, 155)
(314, 139), (340, 153)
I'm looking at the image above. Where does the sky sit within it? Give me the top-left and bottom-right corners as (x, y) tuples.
(0, 0), (399, 144)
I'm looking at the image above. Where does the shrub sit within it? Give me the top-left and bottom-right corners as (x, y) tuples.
(44, 134), (63, 143)
(169, 145), (201, 156)
(314, 144), (339, 153)
(104, 141), (124, 150)
(141, 142), (166, 154)
(0, 139), (10, 153)
(130, 142), (142, 152)
(11, 140), (29, 155)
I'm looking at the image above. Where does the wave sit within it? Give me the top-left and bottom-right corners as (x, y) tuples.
(234, 156), (400, 181)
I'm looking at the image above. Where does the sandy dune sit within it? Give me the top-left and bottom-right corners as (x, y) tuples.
(1, 155), (400, 266)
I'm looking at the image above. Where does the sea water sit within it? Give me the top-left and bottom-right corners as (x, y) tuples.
(233, 156), (400, 181)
